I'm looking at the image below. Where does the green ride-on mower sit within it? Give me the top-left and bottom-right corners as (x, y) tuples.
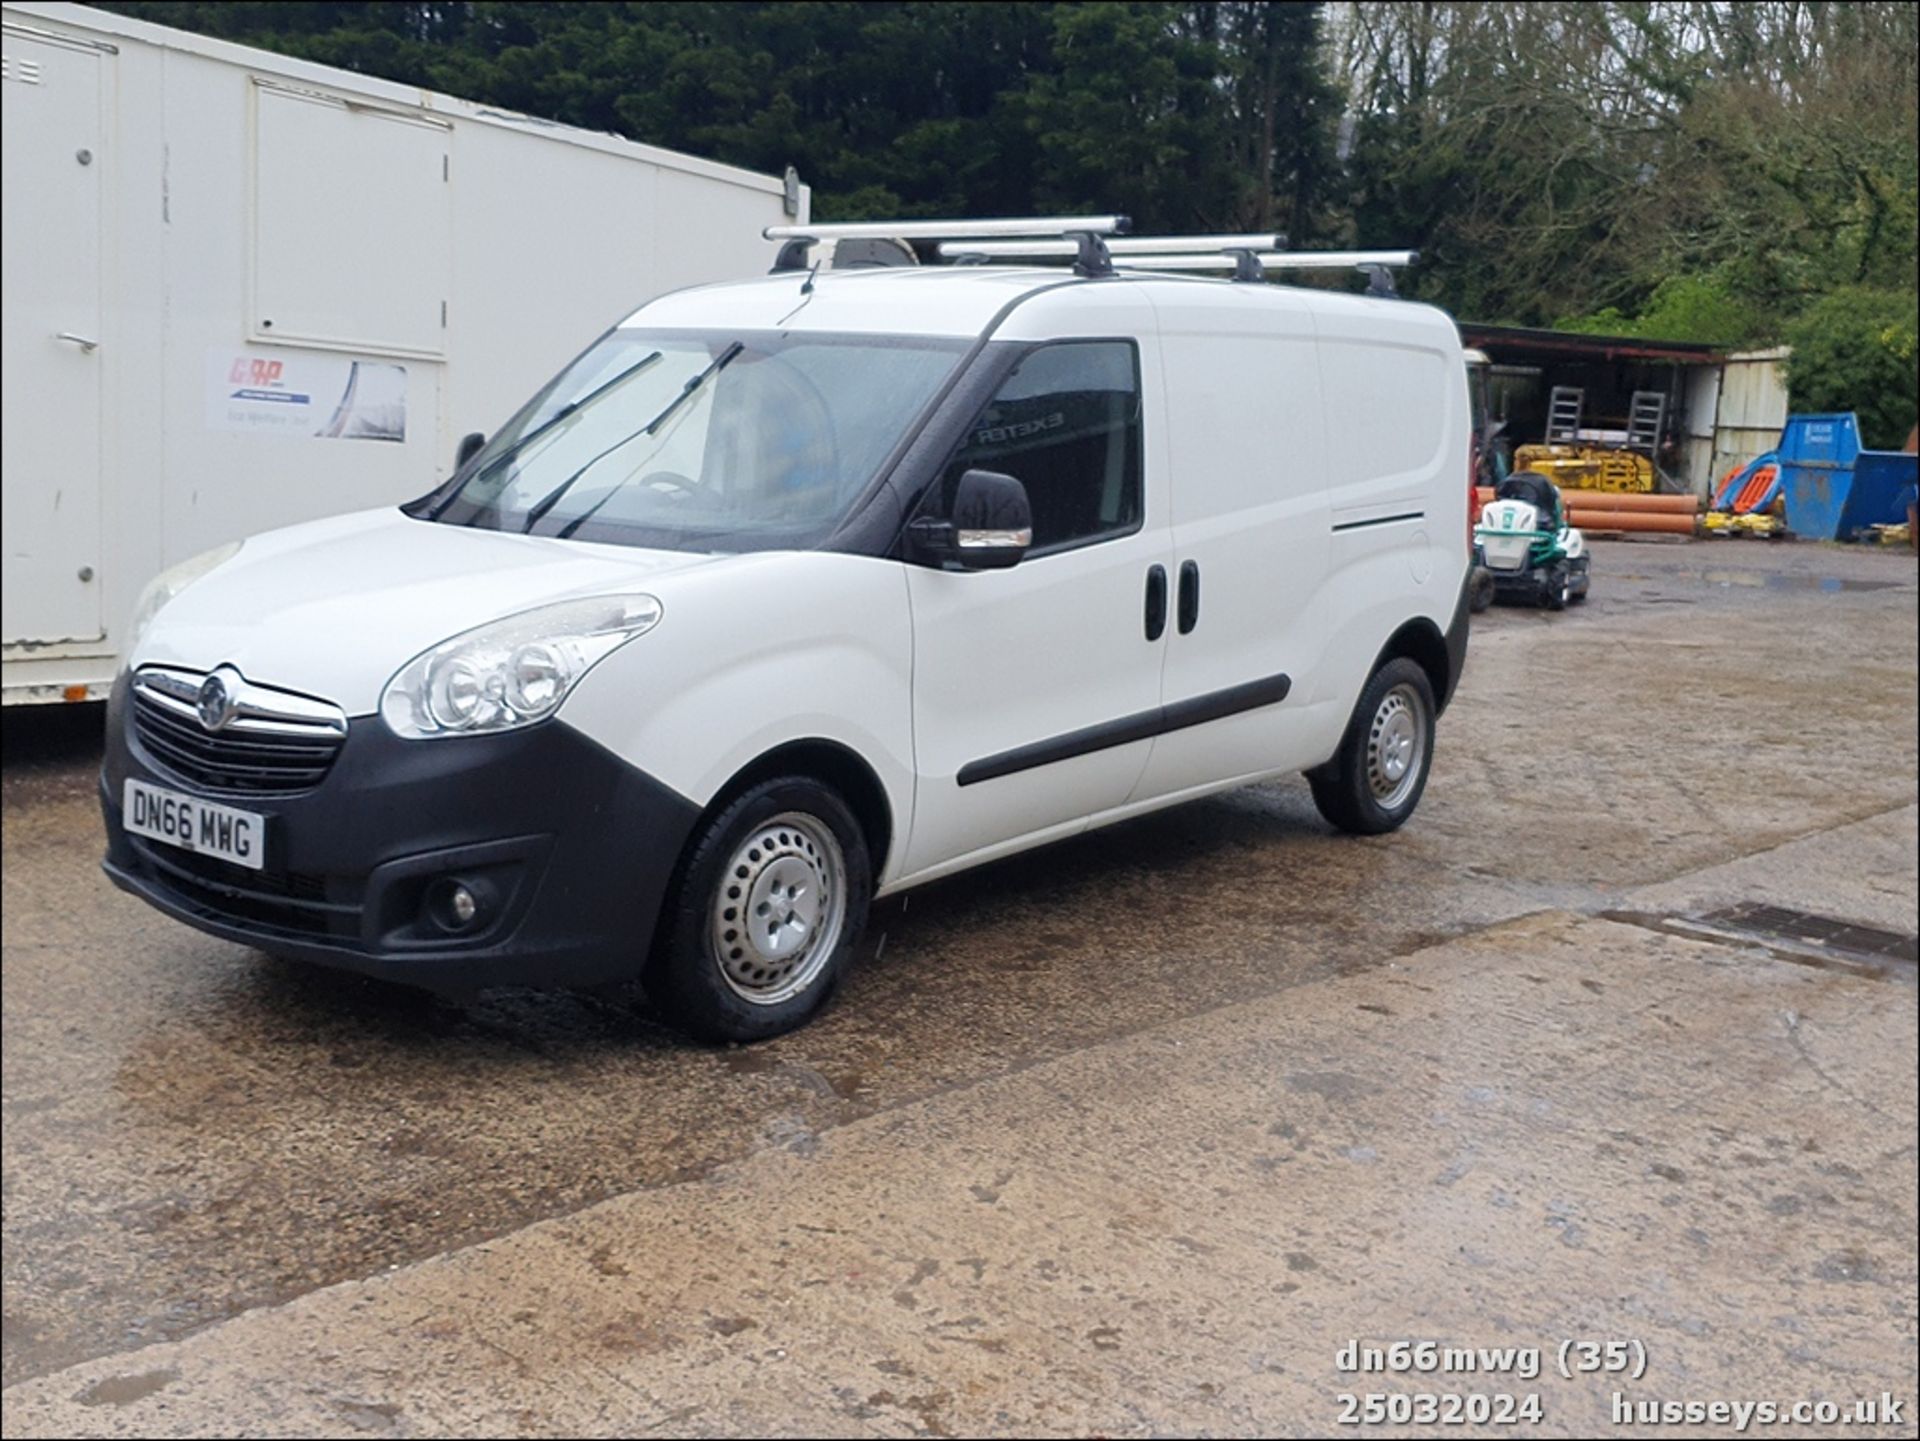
(1473, 471), (1591, 610)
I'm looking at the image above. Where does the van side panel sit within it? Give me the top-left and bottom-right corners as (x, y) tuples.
(1305, 296), (1468, 762)
(1124, 284), (1336, 799)
(558, 552), (917, 884)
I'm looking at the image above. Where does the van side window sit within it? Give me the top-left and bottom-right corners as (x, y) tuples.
(941, 341), (1142, 553)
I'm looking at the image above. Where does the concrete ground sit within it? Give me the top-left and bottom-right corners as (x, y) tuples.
(3, 537), (1915, 1437)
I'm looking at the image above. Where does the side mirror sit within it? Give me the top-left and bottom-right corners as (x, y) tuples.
(455, 431), (486, 470)
(948, 468), (1032, 569)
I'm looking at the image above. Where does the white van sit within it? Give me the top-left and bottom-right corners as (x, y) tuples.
(101, 222), (1471, 1041)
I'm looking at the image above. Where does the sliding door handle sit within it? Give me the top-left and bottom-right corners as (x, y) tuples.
(1144, 564), (1168, 641)
(1177, 560), (1200, 634)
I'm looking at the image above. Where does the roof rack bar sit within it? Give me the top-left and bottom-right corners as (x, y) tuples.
(765, 215), (1129, 242)
(1112, 249), (1416, 271)
(937, 233), (1283, 259)
(1264, 249), (1416, 269)
(1111, 254), (1259, 270)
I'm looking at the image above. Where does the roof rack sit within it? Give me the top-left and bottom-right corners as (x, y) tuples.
(939, 242), (1418, 294)
(759, 217), (1416, 292)
(765, 215), (1132, 277)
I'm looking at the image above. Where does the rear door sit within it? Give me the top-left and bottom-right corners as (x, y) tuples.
(901, 293), (1174, 878)
(1127, 284), (1331, 801)
(2, 29), (105, 645)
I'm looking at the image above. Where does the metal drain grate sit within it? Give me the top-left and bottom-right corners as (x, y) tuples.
(1602, 904), (1917, 980)
(1699, 903), (1918, 966)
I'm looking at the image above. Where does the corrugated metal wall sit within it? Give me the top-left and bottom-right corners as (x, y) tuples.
(1710, 347), (1790, 487)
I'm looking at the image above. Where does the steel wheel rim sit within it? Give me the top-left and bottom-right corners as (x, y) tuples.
(1366, 683), (1427, 810)
(710, 812), (847, 1006)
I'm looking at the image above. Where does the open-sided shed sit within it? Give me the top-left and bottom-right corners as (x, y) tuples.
(1458, 322), (1787, 498)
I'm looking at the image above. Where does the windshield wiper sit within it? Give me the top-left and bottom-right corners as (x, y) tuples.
(522, 343), (743, 535)
(641, 341), (743, 437)
(444, 351), (664, 509)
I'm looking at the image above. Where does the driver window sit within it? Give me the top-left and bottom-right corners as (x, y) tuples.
(940, 340), (1142, 554)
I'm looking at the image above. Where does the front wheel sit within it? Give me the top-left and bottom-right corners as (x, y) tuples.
(1307, 658), (1437, 836)
(645, 777), (871, 1042)
(1467, 565), (1496, 614)
(1545, 561), (1571, 610)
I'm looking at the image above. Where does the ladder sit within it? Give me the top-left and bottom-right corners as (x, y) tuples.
(1545, 386), (1585, 443)
(1626, 390), (1667, 454)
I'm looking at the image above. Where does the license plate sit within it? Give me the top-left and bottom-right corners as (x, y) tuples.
(123, 779), (266, 871)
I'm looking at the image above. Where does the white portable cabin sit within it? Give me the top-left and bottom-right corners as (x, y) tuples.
(1, 1), (807, 703)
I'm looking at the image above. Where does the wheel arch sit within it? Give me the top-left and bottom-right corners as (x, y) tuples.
(1371, 617), (1454, 712)
(704, 738), (896, 882)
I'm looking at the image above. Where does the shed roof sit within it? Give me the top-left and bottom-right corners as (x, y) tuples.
(1459, 323), (1723, 365)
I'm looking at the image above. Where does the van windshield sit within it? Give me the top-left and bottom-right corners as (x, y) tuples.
(423, 329), (966, 551)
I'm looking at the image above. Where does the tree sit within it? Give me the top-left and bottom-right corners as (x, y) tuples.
(1326, 1), (1918, 334)
(1782, 288), (1920, 450)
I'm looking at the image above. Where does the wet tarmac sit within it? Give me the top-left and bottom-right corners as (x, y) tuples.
(3, 538), (1916, 1435)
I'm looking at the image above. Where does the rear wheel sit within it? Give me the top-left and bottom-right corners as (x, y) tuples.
(645, 777), (870, 1043)
(1307, 658), (1436, 836)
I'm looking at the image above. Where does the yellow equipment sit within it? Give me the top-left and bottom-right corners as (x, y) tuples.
(1512, 443), (1655, 494)
(1702, 510), (1785, 537)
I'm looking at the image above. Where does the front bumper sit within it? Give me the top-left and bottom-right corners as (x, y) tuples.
(100, 673), (701, 993)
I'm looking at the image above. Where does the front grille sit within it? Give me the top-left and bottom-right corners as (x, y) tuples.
(132, 670), (346, 797)
(132, 838), (356, 939)
(156, 844), (331, 903)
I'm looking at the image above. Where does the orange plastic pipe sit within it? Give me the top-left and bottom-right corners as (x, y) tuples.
(1565, 510), (1698, 534)
(1476, 487), (1700, 513)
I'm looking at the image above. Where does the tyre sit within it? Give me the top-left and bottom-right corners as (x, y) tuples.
(645, 776), (870, 1043)
(1306, 658), (1437, 836)
(1570, 558), (1591, 603)
(1545, 561), (1570, 610)
(1467, 565), (1496, 614)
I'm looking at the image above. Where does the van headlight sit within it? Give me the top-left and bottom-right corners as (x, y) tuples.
(127, 541), (243, 651)
(380, 594), (663, 739)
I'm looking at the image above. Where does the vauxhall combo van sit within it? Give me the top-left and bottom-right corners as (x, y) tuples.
(102, 227), (1471, 1041)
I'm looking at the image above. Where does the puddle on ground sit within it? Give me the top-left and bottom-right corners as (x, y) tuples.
(720, 1048), (864, 1102)
(1698, 570), (1901, 593)
(1607, 570), (1904, 594)
(74, 1369), (177, 1407)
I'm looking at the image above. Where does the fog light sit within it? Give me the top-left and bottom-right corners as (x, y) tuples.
(427, 877), (485, 933)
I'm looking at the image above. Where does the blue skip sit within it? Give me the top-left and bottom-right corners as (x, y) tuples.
(1778, 413), (1919, 541)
